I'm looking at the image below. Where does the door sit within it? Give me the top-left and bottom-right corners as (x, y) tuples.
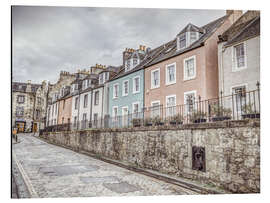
(16, 122), (25, 133)
(33, 123), (38, 132)
(122, 107), (128, 127)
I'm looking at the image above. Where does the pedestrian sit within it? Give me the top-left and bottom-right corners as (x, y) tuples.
(12, 127), (18, 142)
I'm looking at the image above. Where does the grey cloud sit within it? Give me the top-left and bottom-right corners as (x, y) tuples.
(12, 6), (225, 84)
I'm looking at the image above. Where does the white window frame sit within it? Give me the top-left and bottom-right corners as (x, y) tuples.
(184, 90), (197, 115)
(122, 80), (129, 96)
(151, 68), (160, 89)
(132, 102), (140, 114)
(178, 33), (187, 50)
(112, 106), (118, 118)
(231, 83), (248, 113)
(94, 90), (99, 106)
(166, 94), (176, 117)
(133, 76), (140, 94)
(113, 83), (119, 99)
(151, 100), (161, 118)
(183, 55), (196, 81)
(165, 62), (176, 85)
(232, 42), (247, 72)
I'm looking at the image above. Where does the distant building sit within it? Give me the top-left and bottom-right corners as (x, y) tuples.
(12, 80), (42, 132)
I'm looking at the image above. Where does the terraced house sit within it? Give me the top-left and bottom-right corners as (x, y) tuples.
(143, 10), (243, 120)
(218, 11), (260, 117)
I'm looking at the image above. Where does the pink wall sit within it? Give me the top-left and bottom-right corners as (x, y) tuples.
(57, 96), (72, 124)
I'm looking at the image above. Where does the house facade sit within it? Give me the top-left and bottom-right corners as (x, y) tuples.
(218, 11), (260, 116)
(143, 10), (243, 119)
(12, 80), (42, 132)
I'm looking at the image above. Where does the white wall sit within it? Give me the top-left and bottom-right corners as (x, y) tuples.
(79, 91), (92, 122)
(91, 87), (104, 120)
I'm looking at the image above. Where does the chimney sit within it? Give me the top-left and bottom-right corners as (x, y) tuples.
(27, 80), (31, 84)
(226, 10), (243, 24)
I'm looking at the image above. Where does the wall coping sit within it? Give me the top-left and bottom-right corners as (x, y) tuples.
(46, 119), (260, 134)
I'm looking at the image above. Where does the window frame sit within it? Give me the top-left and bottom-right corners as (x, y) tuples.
(232, 42), (247, 72)
(133, 76), (140, 94)
(132, 102), (140, 114)
(151, 68), (160, 89)
(183, 55), (196, 81)
(151, 100), (161, 118)
(122, 80), (129, 96)
(179, 33), (187, 50)
(112, 106), (118, 118)
(75, 97), (79, 110)
(83, 94), (88, 108)
(113, 83), (119, 99)
(165, 62), (177, 85)
(184, 90), (197, 115)
(94, 90), (99, 106)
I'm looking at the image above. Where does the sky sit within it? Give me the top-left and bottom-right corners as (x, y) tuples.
(12, 6), (225, 84)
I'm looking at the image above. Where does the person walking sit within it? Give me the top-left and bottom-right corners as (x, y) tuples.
(12, 127), (18, 142)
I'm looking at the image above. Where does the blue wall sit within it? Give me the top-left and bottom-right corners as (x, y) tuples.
(108, 69), (144, 117)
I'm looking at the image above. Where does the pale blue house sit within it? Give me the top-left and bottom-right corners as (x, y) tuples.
(108, 45), (161, 127)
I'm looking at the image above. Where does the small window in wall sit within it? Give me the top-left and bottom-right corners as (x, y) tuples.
(166, 63), (176, 85)
(234, 43), (246, 70)
(151, 69), (160, 89)
(123, 80), (129, 96)
(94, 91), (99, 105)
(184, 56), (196, 80)
(184, 91), (196, 114)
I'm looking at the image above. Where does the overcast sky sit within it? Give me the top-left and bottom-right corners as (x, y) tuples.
(12, 6), (225, 84)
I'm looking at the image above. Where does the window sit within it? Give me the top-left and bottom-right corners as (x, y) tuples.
(184, 56), (196, 80)
(132, 102), (139, 114)
(63, 100), (65, 109)
(75, 97), (79, 110)
(36, 110), (40, 119)
(16, 107), (24, 116)
(83, 94), (88, 108)
(55, 103), (58, 115)
(122, 80), (129, 96)
(37, 97), (42, 105)
(184, 91), (196, 114)
(234, 43), (246, 70)
(93, 113), (98, 126)
(87, 79), (90, 87)
(166, 63), (176, 85)
(62, 117), (64, 124)
(133, 76), (140, 93)
(151, 68), (160, 89)
(133, 58), (138, 67)
(151, 101), (161, 118)
(74, 116), (77, 127)
(113, 106), (118, 119)
(179, 33), (186, 49)
(17, 95), (25, 104)
(190, 32), (198, 44)
(94, 91), (99, 105)
(105, 72), (109, 81)
(166, 95), (176, 117)
(99, 73), (104, 84)
(82, 80), (86, 90)
(232, 86), (247, 112)
(126, 60), (130, 71)
(113, 84), (119, 99)
(83, 113), (87, 121)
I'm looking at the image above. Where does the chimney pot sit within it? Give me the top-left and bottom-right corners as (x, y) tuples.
(27, 80), (31, 84)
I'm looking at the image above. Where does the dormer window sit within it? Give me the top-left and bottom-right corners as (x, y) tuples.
(179, 33), (186, 49)
(190, 32), (198, 44)
(99, 73), (104, 85)
(133, 58), (138, 67)
(126, 60), (130, 71)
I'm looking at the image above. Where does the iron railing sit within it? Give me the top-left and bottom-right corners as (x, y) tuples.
(41, 88), (260, 133)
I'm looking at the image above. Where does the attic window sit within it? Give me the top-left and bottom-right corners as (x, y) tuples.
(133, 58), (138, 66)
(190, 32), (198, 44)
(179, 33), (186, 49)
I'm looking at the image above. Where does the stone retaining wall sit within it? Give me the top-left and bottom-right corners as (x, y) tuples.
(40, 120), (260, 193)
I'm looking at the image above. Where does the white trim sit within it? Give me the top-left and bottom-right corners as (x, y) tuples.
(165, 62), (177, 86)
(151, 100), (160, 106)
(113, 83), (119, 99)
(133, 76), (140, 94)
(232, 41), (248, 72)
(132, 102), (140, 113)
(184, 90), (197, 115)
(122, 80), (129, 96)
(183, 55), (196, 81)
(165, 94), (176, 107)
(151, 68), (160, 89)
(230, 83), (248, 95)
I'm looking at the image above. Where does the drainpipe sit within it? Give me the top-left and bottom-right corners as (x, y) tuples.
(77, 90), (81, 130)
(90, 89), (93, 125)
(101, 85), (104, 127)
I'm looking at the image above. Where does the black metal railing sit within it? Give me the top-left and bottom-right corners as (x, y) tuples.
(41, 88), (260, 133)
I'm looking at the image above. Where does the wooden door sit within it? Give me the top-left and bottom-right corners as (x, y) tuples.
(33, 123), (37, 132)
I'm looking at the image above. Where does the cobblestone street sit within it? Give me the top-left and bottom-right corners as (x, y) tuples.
(12, 134), (198, 198)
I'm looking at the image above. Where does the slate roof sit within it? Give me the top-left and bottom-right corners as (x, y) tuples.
(177, 23), (204, 36)
(12, 82), (41, 93)
(224, 16), (260, 47)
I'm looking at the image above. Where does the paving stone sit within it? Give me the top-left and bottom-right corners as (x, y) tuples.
(103, 181), (142, 193)
(80, 176), (120, 184)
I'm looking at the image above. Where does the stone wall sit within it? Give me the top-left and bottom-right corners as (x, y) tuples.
(41, 120), (260, 193)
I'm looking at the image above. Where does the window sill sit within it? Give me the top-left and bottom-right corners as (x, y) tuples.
(183, 76), (196, 82)
(165, 81), (176, 86)
(133, 91), (140, 94)
(232, 66), (247, 72)
(151, 85), (160, 90)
